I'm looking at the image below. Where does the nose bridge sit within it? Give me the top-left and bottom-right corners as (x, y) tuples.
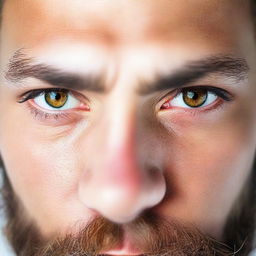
(96, 93), (142, 191)
(105, 90), (137, 158)
(78, 83), (166, 224)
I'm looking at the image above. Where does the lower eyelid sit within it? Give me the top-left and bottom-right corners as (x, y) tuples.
(18, 88), (90, 108)
(160, 95), (226, 113)
(25, 102), (85, 127)
(30, 96), (90, 112)
(160, 86), (233, 110)
(24, 105), (63, 125)
(187, 98), (224, 113)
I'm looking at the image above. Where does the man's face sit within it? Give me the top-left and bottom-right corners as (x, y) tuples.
(0, 0), (256, 255)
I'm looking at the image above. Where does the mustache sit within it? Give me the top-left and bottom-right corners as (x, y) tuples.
(34, 213), (235, 256)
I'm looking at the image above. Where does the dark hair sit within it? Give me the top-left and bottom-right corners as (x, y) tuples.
(0, 0), (3, 20)
(0, 0), (3, 11)
(252, 0), (256, 23)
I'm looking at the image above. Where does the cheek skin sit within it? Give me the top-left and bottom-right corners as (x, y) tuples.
(156, 99), (256, 238)
(3, 138), (93, 237)
(0, 94), (94, 237)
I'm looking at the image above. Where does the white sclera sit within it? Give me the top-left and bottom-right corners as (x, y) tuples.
(34, 92), (80, 111)
(170, 91), (218, 108)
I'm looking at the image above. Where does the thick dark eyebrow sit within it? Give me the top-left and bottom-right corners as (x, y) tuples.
(5, 49), (249, 94)
(5, 49), (105, 92)
(138, 55), (249, 95)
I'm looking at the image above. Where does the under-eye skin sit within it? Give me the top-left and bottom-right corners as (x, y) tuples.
(160, 86), (234, 111)
(17, 88), (90, 122)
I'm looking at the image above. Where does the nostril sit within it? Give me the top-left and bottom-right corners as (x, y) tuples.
(78, 156), (166, 224)
(148, 166), (162, 179)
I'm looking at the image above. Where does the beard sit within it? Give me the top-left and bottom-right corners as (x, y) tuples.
(1, 161), (256, 256)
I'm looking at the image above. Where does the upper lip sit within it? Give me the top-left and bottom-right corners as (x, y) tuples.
(101, 244), (142, 255)
(101, 232), (142, 256)
(103, 251), (142, 256)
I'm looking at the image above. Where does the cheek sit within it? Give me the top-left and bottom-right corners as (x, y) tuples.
(157, 102), (256, 237)
(0, 110), (91, 236)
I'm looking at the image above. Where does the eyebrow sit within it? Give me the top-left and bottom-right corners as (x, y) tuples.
(5, 49), (249, 94)
(138, 55), (249, 95)
(5, 49), (105, 92)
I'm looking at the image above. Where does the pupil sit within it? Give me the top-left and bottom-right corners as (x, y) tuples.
(54, 93), (61, 101)
(45, 91), (68, 108)
(187, 91), (198, 100)
(182, 88), (207, 108)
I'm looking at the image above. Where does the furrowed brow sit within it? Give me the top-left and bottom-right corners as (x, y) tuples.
(138, 55), (249, 95)
(5, 49), (105, 92)
(5, 50), (249, 94)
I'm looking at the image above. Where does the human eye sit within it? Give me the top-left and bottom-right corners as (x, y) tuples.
(18, 88), (89, 121)
(160, 86), (233, 111)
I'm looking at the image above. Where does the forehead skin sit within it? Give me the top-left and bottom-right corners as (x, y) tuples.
(1, 0), (252, 53)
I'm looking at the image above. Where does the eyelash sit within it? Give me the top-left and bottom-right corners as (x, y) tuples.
(26, 104), (71, 120)
(176, 86), (232, 101)
(160, 86), (233, 109)
(18, 88), (69, 103)
(18, 88), (86, 121)
(18, 86), (233, 122)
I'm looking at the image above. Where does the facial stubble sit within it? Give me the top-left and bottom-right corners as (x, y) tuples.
(1, 163), (256, 256)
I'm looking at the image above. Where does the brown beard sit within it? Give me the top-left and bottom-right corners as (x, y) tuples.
(1, 161), (256, 256)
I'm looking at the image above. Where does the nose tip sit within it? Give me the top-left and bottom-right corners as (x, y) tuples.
(78, 155), (166, 223)
(78, 102), (166, 223)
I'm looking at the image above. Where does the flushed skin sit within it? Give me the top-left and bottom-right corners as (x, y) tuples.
(0, 0), (256, 254)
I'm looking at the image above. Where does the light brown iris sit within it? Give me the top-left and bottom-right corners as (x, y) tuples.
(182, 88), (207, 107)
(45, 91), (68, 108)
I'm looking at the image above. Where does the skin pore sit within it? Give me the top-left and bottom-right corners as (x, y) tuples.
(0, 0), (256, 255)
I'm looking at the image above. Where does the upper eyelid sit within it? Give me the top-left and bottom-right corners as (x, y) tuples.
(17, 85), (233, 106)
(17, 88), (88, 104)
(20, 87), (68, 96)
(160, 85), (234, 104)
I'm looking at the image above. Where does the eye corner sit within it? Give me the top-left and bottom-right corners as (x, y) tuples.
(160, 101), (171, 110)
(157, 86), (233, 112)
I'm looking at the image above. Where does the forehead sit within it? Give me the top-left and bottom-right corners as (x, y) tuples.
(1, 0), (252, 51)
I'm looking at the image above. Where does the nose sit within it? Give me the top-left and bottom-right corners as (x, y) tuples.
(78, 101), (166, 224)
